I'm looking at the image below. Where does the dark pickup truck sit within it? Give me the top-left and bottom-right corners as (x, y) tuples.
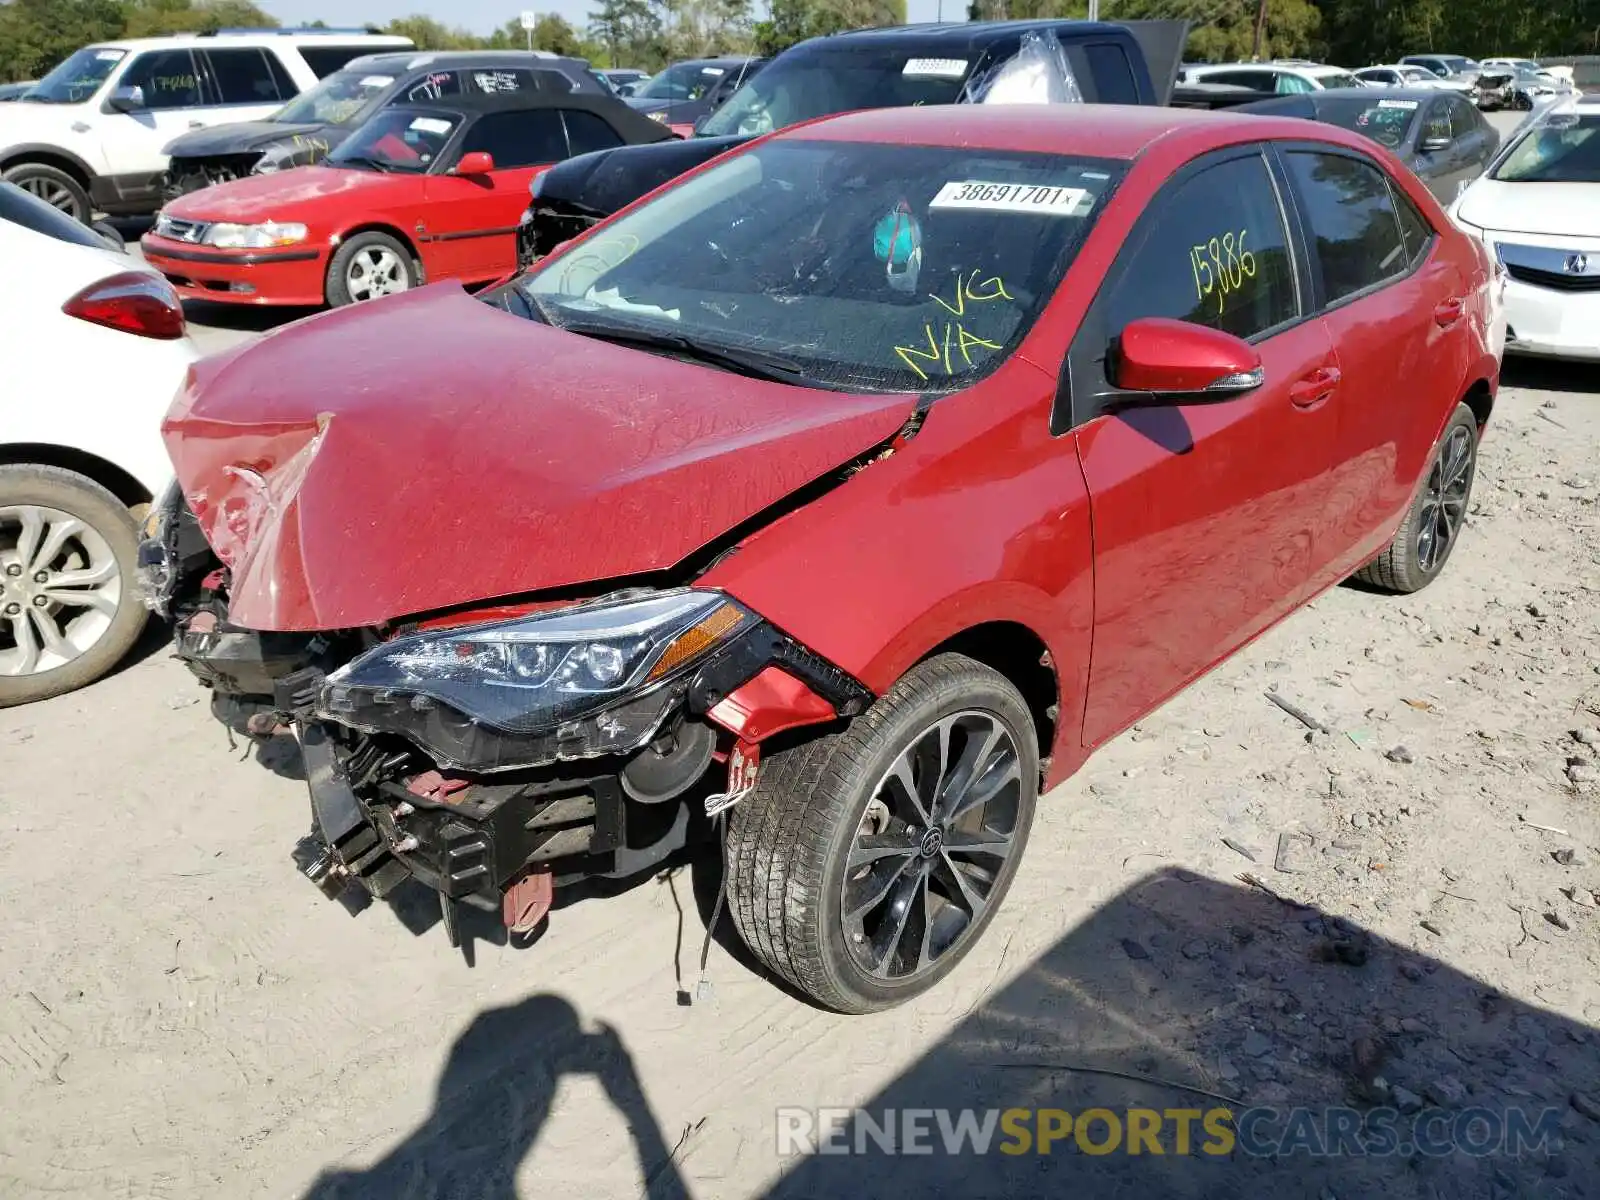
(516, 18), (1189, 265)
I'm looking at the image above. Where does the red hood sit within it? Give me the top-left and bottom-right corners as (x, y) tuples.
(161, 163), (413, 222)
(162, 285), (916, 631)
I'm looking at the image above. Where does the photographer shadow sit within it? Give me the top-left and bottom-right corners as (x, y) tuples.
(301, 993), (691, 1200)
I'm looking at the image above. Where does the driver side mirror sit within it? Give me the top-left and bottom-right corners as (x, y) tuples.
(107, 85), (145, 113)
(452, 151), (495, 176)
(1109, 318), (1263, 401)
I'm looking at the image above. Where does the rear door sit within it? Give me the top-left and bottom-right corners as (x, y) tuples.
(1275, 146), (1467, 578)
(1068, 146), (1340, 748)
(422, 109), (570, 281)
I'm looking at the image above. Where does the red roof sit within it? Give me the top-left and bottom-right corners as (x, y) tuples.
(781, 101), (1373, 163)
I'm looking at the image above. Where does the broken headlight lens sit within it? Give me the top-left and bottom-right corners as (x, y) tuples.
(317, 590), (758, 770)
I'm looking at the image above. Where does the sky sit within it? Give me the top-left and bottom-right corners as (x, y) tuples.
(255, 0), (950, 38)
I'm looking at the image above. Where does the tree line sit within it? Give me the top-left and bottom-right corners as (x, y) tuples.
(3, 0), (1596, 87)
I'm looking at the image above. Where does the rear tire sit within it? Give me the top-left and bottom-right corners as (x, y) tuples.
(725, 653), (1039, 1013)
(1354, 403), (1479, 594)
(325, 231), (417, 307)
(3, 162), (91, 223)
(0, 465), (147, 707)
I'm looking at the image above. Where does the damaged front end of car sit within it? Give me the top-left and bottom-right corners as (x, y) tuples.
(139, 484), (870, 941)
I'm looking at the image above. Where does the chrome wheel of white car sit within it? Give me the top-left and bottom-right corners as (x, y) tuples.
(0, 467), (146, 707)
(0, 505), (122, 676)
(345, 246), (410, 302)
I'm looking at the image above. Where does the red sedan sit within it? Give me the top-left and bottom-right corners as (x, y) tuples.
(140, 93), (671, 307)
(148, 105), (1500, 1012)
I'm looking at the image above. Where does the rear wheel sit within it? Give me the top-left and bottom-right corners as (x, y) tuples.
(1354, 402), (1478, 594)
(326, 232), (417, 307)
(0, 466), (146, 707)
(725, 654), (1038, 1013)
(2, 162), (91, 223)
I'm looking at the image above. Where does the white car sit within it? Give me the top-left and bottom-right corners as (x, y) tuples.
(0, 28), (410, 222)
(0, 181), (202, 705)
(1356, 64), (1475, 94)
(1451, 96), (1600, 361)
(1180, 61), (1366, 95)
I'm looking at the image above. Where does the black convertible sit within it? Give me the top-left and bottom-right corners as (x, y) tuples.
(514, 17), (1188, 267)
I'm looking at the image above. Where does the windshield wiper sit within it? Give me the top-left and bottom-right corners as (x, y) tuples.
(558, 318), (817, 386)
(333, 154), (392, 172)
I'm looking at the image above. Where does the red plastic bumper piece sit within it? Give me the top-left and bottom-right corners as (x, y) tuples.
(707, 666), (837, 743)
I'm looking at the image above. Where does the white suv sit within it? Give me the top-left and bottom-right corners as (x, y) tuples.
(1181, 61), (1367, 95)
(0, 29), (411, 222)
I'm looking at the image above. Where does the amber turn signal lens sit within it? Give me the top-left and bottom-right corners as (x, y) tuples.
(647, 602), (746, 681)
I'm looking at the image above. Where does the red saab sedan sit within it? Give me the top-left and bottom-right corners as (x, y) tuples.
(145, 105), (1500, 1013)
(140, 93), (672, 307)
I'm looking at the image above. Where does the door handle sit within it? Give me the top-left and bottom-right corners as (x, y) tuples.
(1289, 366), (1341, 408)
(1434, 297), (1465, 327)
(188, 120), (204, 129)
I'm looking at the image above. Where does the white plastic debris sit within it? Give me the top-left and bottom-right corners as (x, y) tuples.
(964, 31), (1084, 106)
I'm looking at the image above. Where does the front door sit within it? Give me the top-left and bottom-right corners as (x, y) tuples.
(422, 109), (567, 283)
(100, 49), (211, 189)
(1066, 147), (1341, 748)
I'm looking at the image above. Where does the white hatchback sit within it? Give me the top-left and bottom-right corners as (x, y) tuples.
(1451, 97), (1600, 361)
(0, 182), (202, 705)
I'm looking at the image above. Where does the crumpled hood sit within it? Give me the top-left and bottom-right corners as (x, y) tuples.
(163, 119), (328, 157)
(162, 285), (916, 632)
(1458, 178), (1600, 238)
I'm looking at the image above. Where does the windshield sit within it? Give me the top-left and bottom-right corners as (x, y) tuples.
(25, 47), (124, 104)
(1494, 113), (1600, 182)
(327, 108), (460, 173)
(518, 139), (1121, 392)
(700, 52), (972, 137)
(276, 68), (394, 125)
(1439, 57), (1474, 74)
(1314, 97), (1422, 148)
(636, 61), (738, 101)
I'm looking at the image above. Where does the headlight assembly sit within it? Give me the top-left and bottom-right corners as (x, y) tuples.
(203, 220), (309, 249)
(317, 589), (759, 772)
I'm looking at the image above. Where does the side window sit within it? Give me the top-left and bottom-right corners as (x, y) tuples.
(1284, 151), (1408, 304)
(535, 69), (579, 93)
(1080, 42), (1139, 105)
(562, 109), (626, 156)
(1276, 73), (1314, 95)
(203, 49), (285, 105)
(458, 110), (569, 168)
(406, 71), (463, 102)
(1422, 100), (1452, 143)
(1104, 151), (1299, 342)
(121, 49), (202, 110)
(262, 49), (300, 99)
(1391, 181), (1434, 266)
(1209, 71), (1272, 92)
(468, 68), (540, 96)
(1448, 98), (1477, 139)
(300, 47), (381, 78)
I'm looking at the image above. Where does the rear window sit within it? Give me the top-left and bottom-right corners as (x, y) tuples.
(1285, 151), (1409, 303)
(1074, 42), (1139, 104)
(300, 46), (387, 78)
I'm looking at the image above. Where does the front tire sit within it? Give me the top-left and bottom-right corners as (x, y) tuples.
(3, 162), (91, 223)
(725, 653), (1039, 1013)
(0, 465), (147, 707)
(325, 231), (417, 307)
(1354, 402), (1479, 594)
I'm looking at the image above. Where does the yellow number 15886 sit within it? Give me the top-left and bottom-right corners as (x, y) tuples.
(1190, 230), (1258, 316)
